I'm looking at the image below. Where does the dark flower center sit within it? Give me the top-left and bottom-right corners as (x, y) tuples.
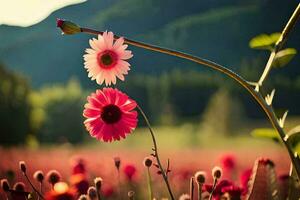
(100, 53), (114, 66)
(101, 104), (122, 124)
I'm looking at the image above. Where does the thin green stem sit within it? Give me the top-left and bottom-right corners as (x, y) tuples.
(257, 3), (300, 87)
(136, 105), (175, 200)
(23, 173), (45, 200)
(197, 183), (202, 200)
(190, 177), (194, 200)
(146, 167), (153, 200)
(208, 179), (218, 200)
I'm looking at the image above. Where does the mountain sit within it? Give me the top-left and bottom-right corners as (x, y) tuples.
(0, 0), (299, 87)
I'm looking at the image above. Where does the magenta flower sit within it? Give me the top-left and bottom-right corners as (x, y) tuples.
(123, 164), (137, 181)
(83, 88), (138, 142)
(220, 154), (236, 171)
(83, 31), (133, 86)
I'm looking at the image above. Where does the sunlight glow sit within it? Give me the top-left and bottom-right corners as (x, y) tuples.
(0, 0), (86, 27)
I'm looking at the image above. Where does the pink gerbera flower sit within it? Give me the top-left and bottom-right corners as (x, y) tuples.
(83, 31), (133, 86)
(83, 88), (138, 142)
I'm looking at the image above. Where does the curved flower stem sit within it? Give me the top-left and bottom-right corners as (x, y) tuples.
(136, 105), (175, 200)
(257, 3), (300, 87)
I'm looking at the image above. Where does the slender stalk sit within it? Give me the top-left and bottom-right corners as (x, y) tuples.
(23, 173), (45, 200)
(208, 179), (218, 200)
(197, 183), (202, 200)
(189, 177), (194, 200)
(257, 3), (300, 87)
(146, 167), (153, 200)
(136, 105), (175, 200)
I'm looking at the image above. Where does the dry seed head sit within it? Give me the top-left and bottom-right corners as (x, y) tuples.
(0, 179), (10, 191)
(33, 170), (44, 182)
(78, 194), (89, 200)
(212, 166), (222, 179)
(46, 170), (61, 185)
(143, 157), (153, 168)
(128, 190), (135, 199)
(88, 186), (97, 199)
(13, 182), (26, 191)
(94, 177), (103, 190)
(194, 171), (206, 184)
(19, 161), (26, 173)
(114, 157), (121, 170)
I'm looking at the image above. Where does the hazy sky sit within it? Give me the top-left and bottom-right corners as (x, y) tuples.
(0, 0), (86, 27)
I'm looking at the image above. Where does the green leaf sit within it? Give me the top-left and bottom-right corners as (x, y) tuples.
(249, 32), (280, 50)
(272, 48), (297, 68)
(251, 128), (280, 142)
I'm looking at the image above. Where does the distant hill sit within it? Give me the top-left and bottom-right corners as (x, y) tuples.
(0, 0), (299, 87)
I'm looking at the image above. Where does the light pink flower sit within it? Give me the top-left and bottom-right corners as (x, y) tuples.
(83, 88), (138, 142)
(83, 31), (133, 86)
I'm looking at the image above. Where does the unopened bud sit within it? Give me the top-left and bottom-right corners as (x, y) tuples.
(94, 177), (103, 191)
(1, 179), (10, 191)
(194, 171), (206, 184)
(56, 19), (81, 35)
(87, 186), (97, 199)
(212, 166), (222, 179)
(46, 170), (61, 185)
(128, 190), (135, 200)
(114, 157), (121, 170)
(13, 182), (26, 191)
(33, 170), (44, 182)
(143, 157), (152, 168)
(78, 194), (89, 200)
(19, 161), (26, 173)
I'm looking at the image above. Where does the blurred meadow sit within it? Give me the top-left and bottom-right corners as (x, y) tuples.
(1, 0), (300, 199)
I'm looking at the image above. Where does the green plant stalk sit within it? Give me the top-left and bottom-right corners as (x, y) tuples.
(190, 177), (194, 200)
(23, 173), (45, 200)
(208, 178), (218, 200)
(257, 3), (300, 87)
(146, 167), (153, 200)
(136, 105), (175, 200)
(197, 183), (202, 200)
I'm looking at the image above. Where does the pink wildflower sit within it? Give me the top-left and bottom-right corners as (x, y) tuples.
(83, 31), (133, 85)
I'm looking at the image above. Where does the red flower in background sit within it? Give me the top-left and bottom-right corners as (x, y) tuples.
(204, 180), (243, 200)
(71, 158), (86, 175)
(123, 164), (137, 181)
(220, 154), (236, 171)
(70, 174), (89, 195)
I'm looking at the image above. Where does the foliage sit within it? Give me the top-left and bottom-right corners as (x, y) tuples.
(28, 78), (86, 144)
(0, 63), (31, 145)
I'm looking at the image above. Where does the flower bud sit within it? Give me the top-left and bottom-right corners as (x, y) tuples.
(13, 182), (26, 191)
(143, 157), (152, 168)
(56, 19), (81, 35)
(88, 186), (97, 199)
(19, 161), (26, 173)
(212, 166), (222, 179)
(94, 177), (103, 191)
(194, 171), (206, 184)
(46, 170), (61, 185)
(33, 170), (44, 182)
(114, 157), (121, 170)
(128, 190), (135, 200)
(78, 194), (89, 200)
(1, 179), (10, 191)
